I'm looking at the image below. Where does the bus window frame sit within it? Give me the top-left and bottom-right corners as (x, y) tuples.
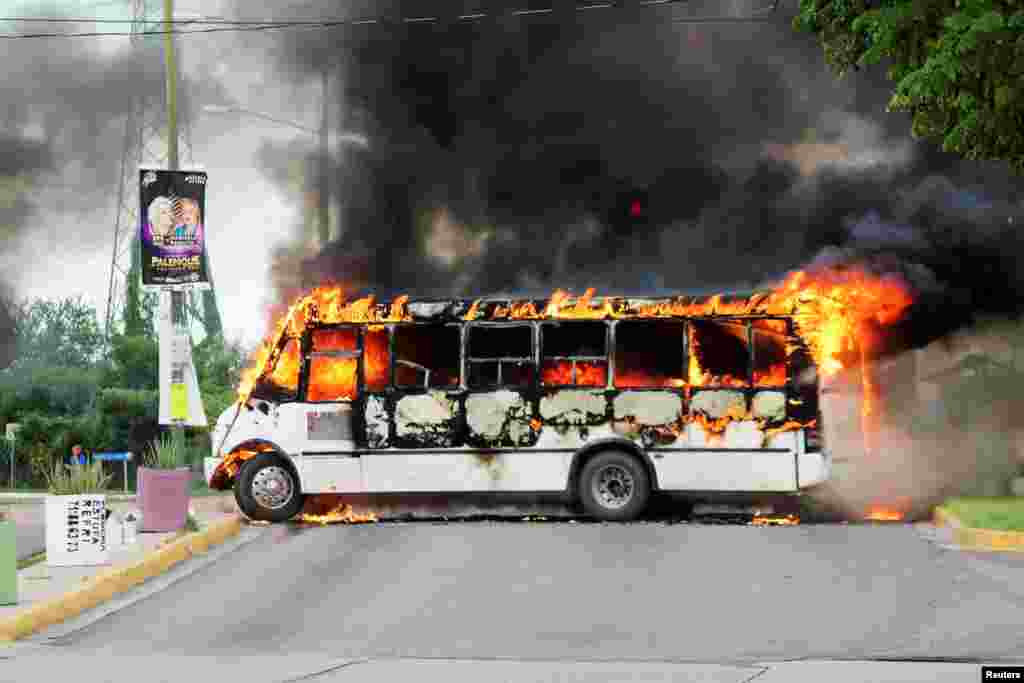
(390, 321), (464, 391)
(359, 324), (391, 393)
(466, 322), (536, 390)
(300, 324), (364, 404)
(610, 319), (687, 390)
(250, 335), (303, 403)
(750, 317), (790, 389)
(686, 317), (754, 388)
(539, 320), (610, 389)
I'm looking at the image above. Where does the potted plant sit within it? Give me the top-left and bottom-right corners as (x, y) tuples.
(138, 433), (192, 532)
(45, 460), (112, 567)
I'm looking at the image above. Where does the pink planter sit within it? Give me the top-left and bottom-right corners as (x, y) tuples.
(138, 467), (191, 532)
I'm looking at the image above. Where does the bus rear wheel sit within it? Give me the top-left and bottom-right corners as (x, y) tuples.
(234, 453), (305, 523)
(578, 450), (650, 522)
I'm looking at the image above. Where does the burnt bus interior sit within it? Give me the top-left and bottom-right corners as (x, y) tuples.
(250, 313), (822, 451)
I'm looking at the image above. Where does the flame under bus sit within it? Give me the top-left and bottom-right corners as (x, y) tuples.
(208, 295), (829, 521)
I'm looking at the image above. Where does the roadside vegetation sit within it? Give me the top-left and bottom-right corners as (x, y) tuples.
(0, 295), (249, 492)
(944, 497), (1024, 531)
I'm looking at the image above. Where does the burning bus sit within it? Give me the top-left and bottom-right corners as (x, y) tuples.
(205, 274), (915, 522)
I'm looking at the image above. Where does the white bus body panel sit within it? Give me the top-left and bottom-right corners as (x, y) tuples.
(654, 452), (797, 492)
(210, 401), (827, 495)
(360, 452), (572, 493)
(302, 455), (362, 493)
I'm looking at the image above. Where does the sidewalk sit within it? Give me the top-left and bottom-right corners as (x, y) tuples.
(0, 495), (239, 624)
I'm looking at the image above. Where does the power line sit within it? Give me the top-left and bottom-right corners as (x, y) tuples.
(0, 1), (781, 39)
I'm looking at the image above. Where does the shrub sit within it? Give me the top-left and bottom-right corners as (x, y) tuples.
(144, 432), (188, 470)
(45, 461), (112, 495)
(98, 388), (157, 419)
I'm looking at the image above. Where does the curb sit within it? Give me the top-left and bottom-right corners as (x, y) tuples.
(933, 506), (1024, 552)
(0, 495), (138, 504)
(0, 515), (243, 641)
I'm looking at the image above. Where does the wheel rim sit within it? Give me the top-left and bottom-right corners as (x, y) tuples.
(251, 465), (294, 510)
(592, 464), (635, 510)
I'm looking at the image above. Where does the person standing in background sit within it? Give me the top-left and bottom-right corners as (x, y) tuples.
(69, 444), (89, 466)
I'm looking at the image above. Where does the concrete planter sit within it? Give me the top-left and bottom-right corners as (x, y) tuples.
(45, 494), (109, 567)
(0, 521), (15, 605)
(138, 467), (191, 532)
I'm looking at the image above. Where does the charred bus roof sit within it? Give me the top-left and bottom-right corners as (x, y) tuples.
(300, 289), (791, 327)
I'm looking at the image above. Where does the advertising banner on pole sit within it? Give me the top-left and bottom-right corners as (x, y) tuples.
(139, 168), (209, 289)
(158, 293), (208, 427)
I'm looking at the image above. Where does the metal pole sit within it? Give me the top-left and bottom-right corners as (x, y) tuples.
(319, 66), (330, 247)
(164, 0), (178, 172)
(164, 0), (188, 448)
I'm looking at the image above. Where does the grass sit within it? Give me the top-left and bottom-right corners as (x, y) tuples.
(944, 497), (1024, 532)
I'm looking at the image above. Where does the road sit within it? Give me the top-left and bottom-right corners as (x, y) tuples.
(2, 518), (1022, 680)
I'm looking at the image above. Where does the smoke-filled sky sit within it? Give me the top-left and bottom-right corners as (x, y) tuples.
(2, 0), (1022, 351)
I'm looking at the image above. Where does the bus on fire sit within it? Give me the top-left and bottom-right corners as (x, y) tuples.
(206, 291), (829, 522)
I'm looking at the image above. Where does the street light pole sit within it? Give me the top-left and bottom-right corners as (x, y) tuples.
(164, 0), (188, 450)
(319, 67), (330, 248)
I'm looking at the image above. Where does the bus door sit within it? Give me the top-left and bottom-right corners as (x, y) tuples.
(362, 323), (463, 492)
(297, 327), (362, 493)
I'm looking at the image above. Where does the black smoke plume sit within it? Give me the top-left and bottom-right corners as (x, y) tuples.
(233, 1), (1022, 349)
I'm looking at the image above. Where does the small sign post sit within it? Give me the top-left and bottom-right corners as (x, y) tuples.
(5, 424), (19, 491)
(94, 452), (133, 494)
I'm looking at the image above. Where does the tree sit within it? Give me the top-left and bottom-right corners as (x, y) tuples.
(794, 0), (1024, 172)
(102, 334), (158, 391)
(11, 296), (104, 370)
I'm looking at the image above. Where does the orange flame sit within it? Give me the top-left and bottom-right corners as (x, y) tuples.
(541, 360), (607, 386)
(751, 514), (800, 526)
(863, 505), (905, 522)
(297, 495), (378, 525)
(239, 287), (411, 404)
(241, 265), (914, 452)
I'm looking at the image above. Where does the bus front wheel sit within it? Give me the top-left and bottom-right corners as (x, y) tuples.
(578, 450), (650, 522)
(234, 453), (305, 522)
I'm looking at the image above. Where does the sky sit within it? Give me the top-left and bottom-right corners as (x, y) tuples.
(1, 0), (324, 347)
(2, 0), (1023, 355)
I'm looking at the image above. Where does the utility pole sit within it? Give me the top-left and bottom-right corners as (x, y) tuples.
(164, 0), (186, 449)
(318, 66), (330, 247)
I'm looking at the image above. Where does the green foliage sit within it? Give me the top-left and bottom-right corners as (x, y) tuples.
(144, 432), (188, 469)
(45, 460), (112, 495)
(795, 0), (1024, 172)
(10, 296), (105, 370)
(97, 388), (157, 419)
(12, 412), (114, 487)
(944, 497), (1024, 531)
(102, 334), (158, 391)
(0, 366), (100, 418)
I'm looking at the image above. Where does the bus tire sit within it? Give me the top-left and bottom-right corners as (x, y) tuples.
(234, 453), (305, 523)
(578, 450), (651, 521)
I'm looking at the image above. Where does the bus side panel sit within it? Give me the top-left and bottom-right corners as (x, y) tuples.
(301, 455), (363, 494)
(654, 451), (798, 493)
(361, 452), (571, 492)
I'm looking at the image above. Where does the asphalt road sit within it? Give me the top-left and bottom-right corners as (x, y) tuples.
(23, 518), (1024, 664)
